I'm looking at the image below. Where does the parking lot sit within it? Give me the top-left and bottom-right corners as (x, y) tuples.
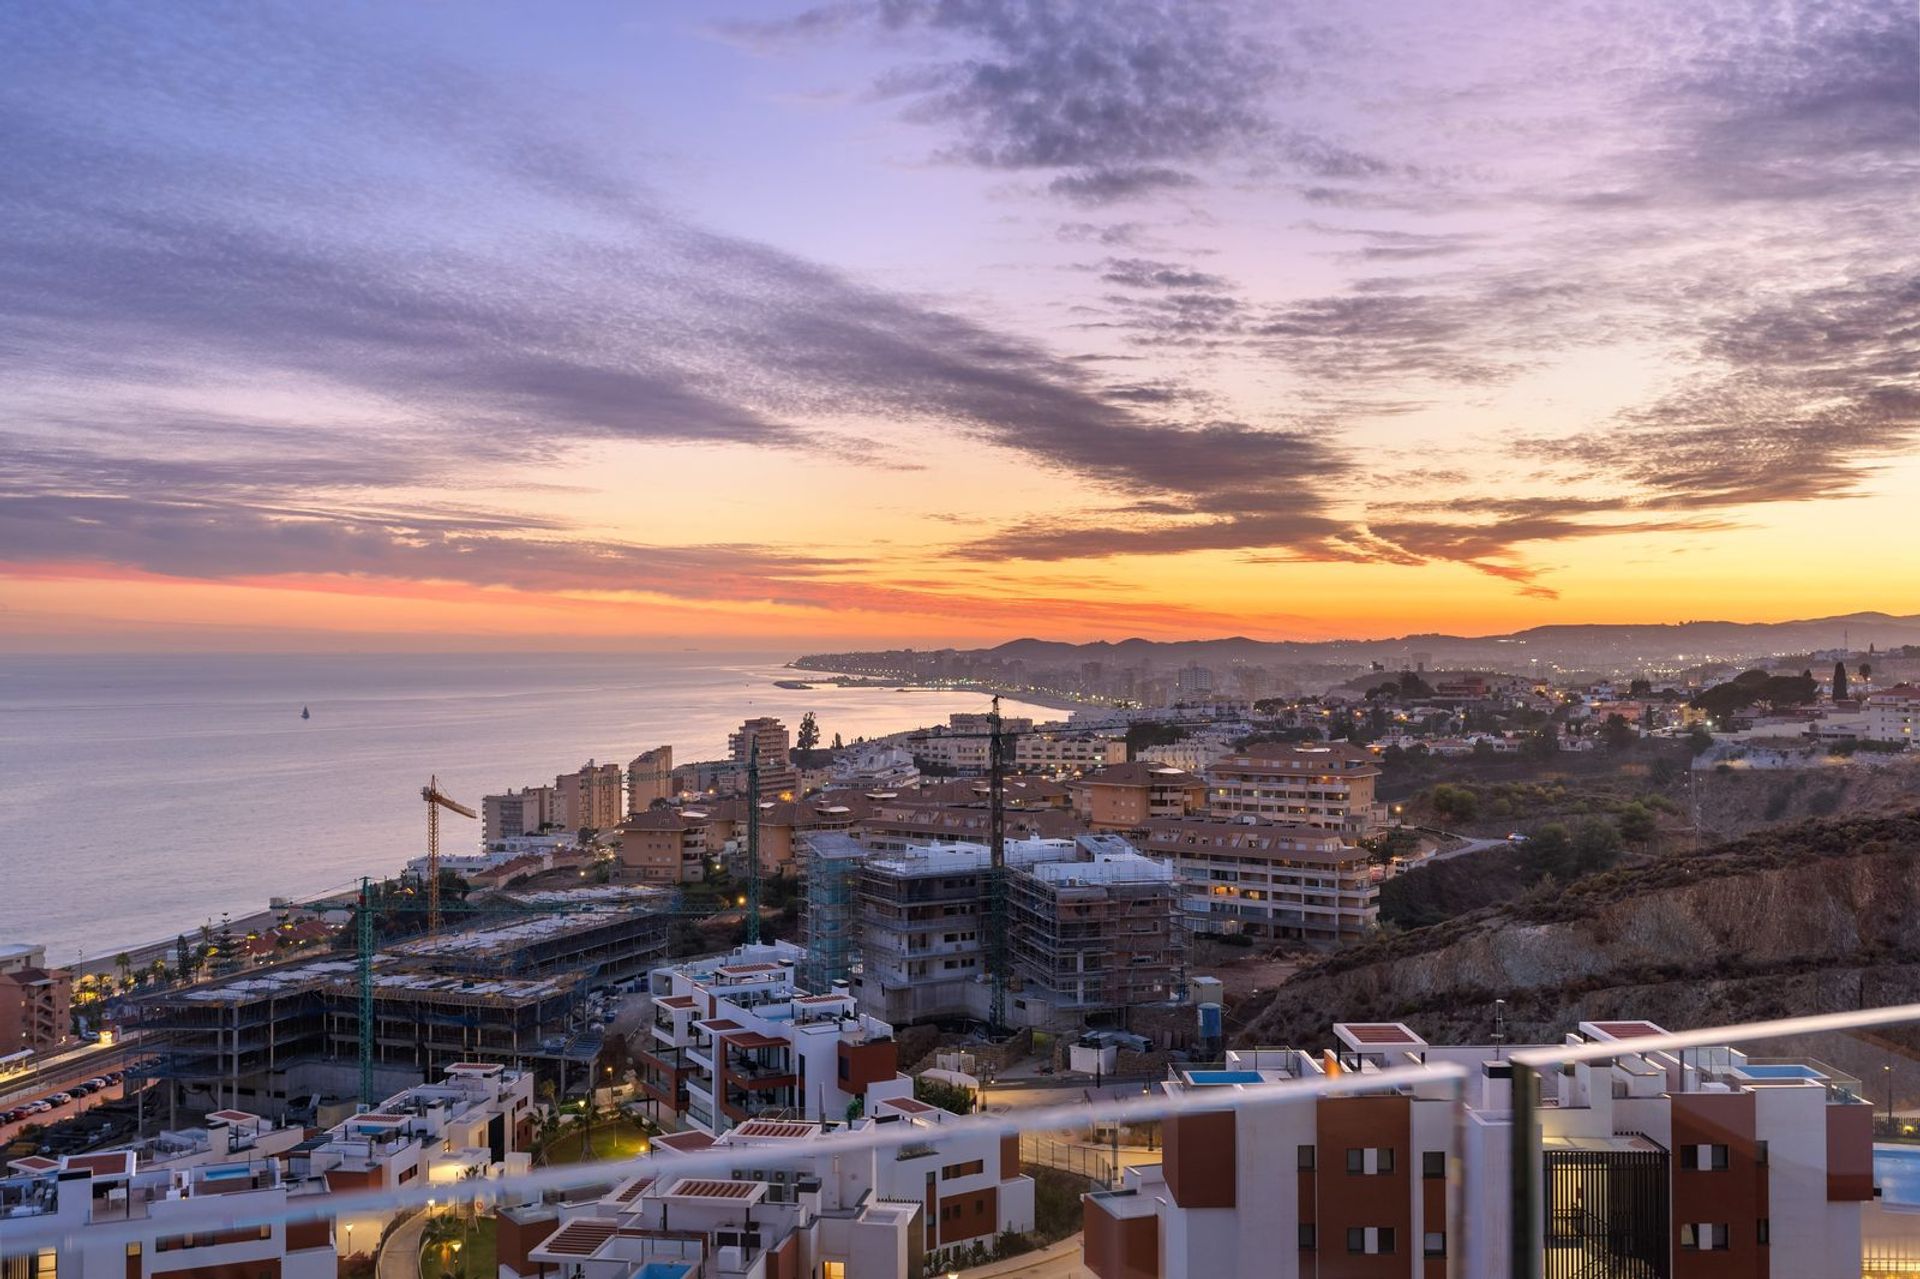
(0, 1072), (128, 1148)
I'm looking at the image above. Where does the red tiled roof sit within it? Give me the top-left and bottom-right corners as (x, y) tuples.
(880, 1096), (935, 1113)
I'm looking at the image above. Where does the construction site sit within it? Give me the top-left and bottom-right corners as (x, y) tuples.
(120, 897), (670, 1119)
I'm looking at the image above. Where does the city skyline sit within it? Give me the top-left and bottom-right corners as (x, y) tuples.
(3, 1), (1915, 650)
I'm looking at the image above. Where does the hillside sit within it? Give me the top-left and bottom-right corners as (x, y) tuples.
(1239, 813), (1920, 1064)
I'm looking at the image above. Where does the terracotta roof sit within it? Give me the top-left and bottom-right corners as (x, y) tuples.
(538, 1220), (618, 1256)
(880, 1096), (935, 1114)
(666, 1178), (761, 1200)
(652, 1131), (716, 1153)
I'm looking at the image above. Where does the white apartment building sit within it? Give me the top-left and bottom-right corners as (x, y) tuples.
(483, 785), (556, 842)
(0, 1063), (535, 1277)
(500, 1096), (1033, 1279)
(907, 714), (1037, 774)
(1136, 818), (1378, 944)
(1083, 1019), (1877, 1279)
(1866, 684), (1920, 746)
(639, 942), (913, 1136)
(1011, 732), (1126, 775)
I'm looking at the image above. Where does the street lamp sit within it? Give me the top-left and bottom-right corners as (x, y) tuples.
(1887, 1064), (1895, 1125)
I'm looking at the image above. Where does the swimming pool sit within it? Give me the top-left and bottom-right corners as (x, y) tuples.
(1877, 1146), (1920, 1205)
(1739, 1064), (1827, 1080)
(1183, 1070), (1265, 1086)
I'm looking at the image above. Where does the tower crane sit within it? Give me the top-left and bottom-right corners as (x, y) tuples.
(420, 776), (476, 936)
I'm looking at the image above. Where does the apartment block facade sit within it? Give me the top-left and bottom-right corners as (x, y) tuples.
(1136, 817), (1379, 944)
(555, 760), (626, 833)
(1012, 732), (1128, 775)
(627, 745), (675, 813)
(638, 942), (911, 1136)
(483, 785), (555, 842)
(1207, 742), (1387, 837)
(729, 718), (801, 800)
(1866, 685), (1920, 746)
(0, 966), (71, 1053)
(1083, 1019), (1876, 1279)
(501, 1097), (1033, 1279)
(1069, 763), (1209, 832)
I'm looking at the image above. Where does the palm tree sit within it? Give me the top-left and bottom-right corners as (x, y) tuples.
(113, 953), (132, 992)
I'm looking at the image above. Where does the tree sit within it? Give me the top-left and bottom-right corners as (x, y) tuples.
(114, 953), (132, 992)
(1521, 724), (1560, 762)
(1833, 662), (1850, 700)
(1861, 662), (1873, 682)
(1600, 713), (1637, 752)
(1616, 802), (1657, 845)
(174, 934), (194, 983)
(1628, 678), (1652, 697)
(1687, 726), (1714, 755)
(1570, 818), (1623, 874)
(831, 731), (843, 751)
(796, 712), (821, 753)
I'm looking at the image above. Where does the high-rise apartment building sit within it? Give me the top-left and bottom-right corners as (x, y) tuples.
(627, 744), (674, 812)
(1207, 742), (1386, 837)
(729, 717), (800, 800)
(555, 759), (624, 832)
(482, 784), (555, 842)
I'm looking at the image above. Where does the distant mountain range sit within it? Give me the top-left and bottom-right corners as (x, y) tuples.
(818, 613), (1920, 674)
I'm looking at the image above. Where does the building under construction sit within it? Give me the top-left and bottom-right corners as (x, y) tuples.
(123, 900), (669, 1116)
(850, 835), (1181, 1032)
(798, 831), (865, 995)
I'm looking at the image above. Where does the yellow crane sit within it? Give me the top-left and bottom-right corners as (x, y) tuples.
(420, 776), (476, 935)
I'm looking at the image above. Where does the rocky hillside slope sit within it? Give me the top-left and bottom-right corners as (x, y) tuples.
(1241, 813), (1920, 1058)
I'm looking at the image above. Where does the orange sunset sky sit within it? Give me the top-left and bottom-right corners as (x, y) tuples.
(3, 2), (1915, 651)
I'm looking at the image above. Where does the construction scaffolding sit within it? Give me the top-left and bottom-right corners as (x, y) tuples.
(798, 832), (865, 995)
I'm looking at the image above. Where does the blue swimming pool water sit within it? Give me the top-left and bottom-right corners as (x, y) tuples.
(1878, 1146), (1920, 1205)
(1185, 1070), (1264, 1085)
(1741, 1064), (1825, 1080)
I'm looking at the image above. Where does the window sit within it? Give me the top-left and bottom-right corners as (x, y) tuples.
(1422, 1150), (1445, 1179)
(1755, 1140), (1769, 1166)
(1378, 1147), (1395, 1174)
(1297, 1144), (1316, 1170)
(1346, 1147), (1364, 1174)
(1298, 1224), (1316, 1251)
(1423, 1232), (1446, 1257)
(823, 1263), (846, 1279)
(941, 1159), (984, 1180)
(1680, 1143), (1729, 1170)
(1378, 1228), (1396, 1254)
(1757, 1219), (1770, 1246)
(1346, 1228), (1366, 1254)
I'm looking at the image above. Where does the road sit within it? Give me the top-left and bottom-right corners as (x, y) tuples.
(1430, 835), (1512, 863)
(377, 1209), (428, 1279)
(959, 1235), (1092, 1279)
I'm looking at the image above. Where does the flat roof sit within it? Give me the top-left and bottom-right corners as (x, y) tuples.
(665, 1178), (766, 1203)
(1584, 1020), (1667, 1042)
(1335, 1022), (1427, 1050)
(537, 1220), (618, 1256)
(732, 1120), (818, 1140)
(653, 1132), (716, 1154)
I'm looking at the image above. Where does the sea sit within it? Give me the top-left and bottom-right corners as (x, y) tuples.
(0, 652), (1058, 966)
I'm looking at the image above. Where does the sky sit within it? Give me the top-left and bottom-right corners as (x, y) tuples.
(1, 0), (1915, 651)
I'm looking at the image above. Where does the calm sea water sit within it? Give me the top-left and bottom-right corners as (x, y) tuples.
(0, 652), (1054, 964)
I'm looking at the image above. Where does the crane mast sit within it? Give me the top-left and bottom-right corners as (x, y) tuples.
(421, 776), (476, 936)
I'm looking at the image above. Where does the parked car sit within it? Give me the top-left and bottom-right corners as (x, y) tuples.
(47, 1092), (72, 1105)
(85, 1077), (109, 1088)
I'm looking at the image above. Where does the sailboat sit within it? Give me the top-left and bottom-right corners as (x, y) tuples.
(301, 706), (310, 720)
